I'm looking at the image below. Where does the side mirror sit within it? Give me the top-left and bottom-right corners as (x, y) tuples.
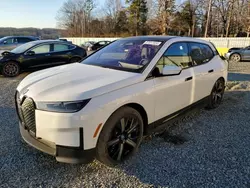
(3, 41), (7, 44)
(26, 51), (35, 56)
(162, 65), (182, 76)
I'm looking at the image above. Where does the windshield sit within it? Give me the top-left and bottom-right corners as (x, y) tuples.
(11, 42), (35, 53)
(82, 39), (164, 73)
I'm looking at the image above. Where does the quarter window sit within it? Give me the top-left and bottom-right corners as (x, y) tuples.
(32, 44), (50, 54)
(189, 43), (214, 65)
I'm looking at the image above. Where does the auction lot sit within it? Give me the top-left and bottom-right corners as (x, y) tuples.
(0, 62), (250, 187)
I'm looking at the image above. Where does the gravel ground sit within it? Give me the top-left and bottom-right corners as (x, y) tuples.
(0, 62), (250, 188)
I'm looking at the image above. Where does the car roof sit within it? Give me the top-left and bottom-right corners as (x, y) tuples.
(0, 36), (38, 39)
(120, 36), (177, 41)
(27, 40), (74, 45)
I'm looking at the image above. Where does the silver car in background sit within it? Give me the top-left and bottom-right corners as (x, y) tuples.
(224, 46), (250, 62)
(0, 36), (39, 51)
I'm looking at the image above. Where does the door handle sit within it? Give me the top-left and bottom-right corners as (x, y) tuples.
(45, 54), (51, 56)
(208, 69), (214, 73)
(185, 76), (193, 81)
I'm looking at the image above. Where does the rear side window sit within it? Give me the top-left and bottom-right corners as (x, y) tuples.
(17, 37), (33, 43)
(53, 44), (70, 52)
(189, 43), (214, 65)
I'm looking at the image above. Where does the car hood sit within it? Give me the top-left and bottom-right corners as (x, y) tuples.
(17, 63), (142, 101)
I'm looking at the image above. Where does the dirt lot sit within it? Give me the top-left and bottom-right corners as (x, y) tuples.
(0, 62), (250, 187)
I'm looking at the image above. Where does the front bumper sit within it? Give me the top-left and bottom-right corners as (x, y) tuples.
(20, 123), (95, 164)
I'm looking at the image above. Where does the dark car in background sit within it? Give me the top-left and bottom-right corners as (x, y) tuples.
(88, 41), (111, 51)
(224, 45), (250, 62)
(0, 40), (87, 77)
(0, 36), (39, 51)
(81, 41), (95, 50)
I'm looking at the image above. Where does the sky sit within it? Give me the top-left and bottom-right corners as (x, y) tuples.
(0, 0), (66, 28)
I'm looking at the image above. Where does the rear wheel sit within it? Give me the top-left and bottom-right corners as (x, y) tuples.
(207, 79), (225, 109)
(96, 106), (144, 166)
(2, 61), (20, 77)
(230, 53), (241, 62)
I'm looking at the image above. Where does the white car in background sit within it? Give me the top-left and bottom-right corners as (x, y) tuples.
(16, 36), (228, 166)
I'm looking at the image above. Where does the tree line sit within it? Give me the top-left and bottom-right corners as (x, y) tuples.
(57, 0), (250, 37)
(0, 27), (64, 39)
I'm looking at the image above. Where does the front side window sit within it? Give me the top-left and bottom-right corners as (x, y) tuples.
(4, 38), (14, 44)
(53, 44), (70, 52)
(189, 43), (214, 65)
(156, 42), (191, 74)
(82, 39), (164, 72)
(32, 44), (50, 54)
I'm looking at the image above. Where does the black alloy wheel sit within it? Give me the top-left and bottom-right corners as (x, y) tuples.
(108, 116), (141, 161)
(207, 79), (225, 109)
(96, 107), (143, 166)
(2, 61), (20, 77)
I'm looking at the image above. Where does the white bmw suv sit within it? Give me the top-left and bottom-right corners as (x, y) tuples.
(16, 36), (228, 166)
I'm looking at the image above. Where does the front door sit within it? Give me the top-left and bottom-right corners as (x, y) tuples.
(22, 44), (53, 69)
(153, 42), (194, 121)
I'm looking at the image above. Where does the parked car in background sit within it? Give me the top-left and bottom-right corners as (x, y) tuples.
(0, 36), (39, 51)
(0, 40), (86, 77)
(81, 41), (95, 50)
(16, 36), (228, 166)
(88, 41), (111, 51)
(58, 38), (72, 44)
(224, 45), (250, 62)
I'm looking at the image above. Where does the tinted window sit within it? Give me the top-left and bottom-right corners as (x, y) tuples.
(53, 44), (70, 52)
(17, 37), (33, 43)
(32, 44), (50, 54)
(189, 43), (214, 65)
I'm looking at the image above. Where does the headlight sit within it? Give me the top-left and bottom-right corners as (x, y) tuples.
(36, 99), (91, 113)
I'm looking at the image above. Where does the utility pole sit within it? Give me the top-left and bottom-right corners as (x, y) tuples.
(204, 0), (212, 37)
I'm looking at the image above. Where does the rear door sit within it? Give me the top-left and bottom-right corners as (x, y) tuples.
(22, 43), (53, 68)
(50, 43), (74, 64)
(188, 42), (217, 102)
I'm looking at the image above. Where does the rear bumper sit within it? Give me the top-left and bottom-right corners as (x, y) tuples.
(20, 123), (95, 164)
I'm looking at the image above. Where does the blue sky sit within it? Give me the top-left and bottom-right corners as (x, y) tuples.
(0, 0), (66, 28)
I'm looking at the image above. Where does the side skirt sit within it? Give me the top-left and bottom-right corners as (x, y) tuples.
(146, 96), (209, 134)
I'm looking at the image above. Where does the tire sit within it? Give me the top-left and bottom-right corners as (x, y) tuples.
(2, 61), (20, 77)
(230, 53), (241, 62)
(96, 106), (144, 166)
(206, 79), (225, 109)
(69, 57), (82, 63)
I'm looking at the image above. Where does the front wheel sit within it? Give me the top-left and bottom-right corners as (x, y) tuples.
(207, 79), (225, 109)
(96, 106), (144, 166)
(2, 61), (20, 77)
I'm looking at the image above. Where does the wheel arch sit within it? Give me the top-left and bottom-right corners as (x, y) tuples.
(104, 102), (149, 135)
